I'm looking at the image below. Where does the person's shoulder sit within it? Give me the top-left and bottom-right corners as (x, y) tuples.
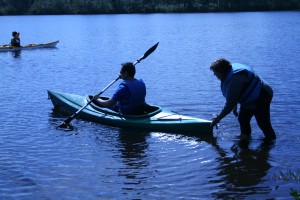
(117, 82), (130, 92)
(119, 81), (128, 87)
(231, 72), (249, 83)
(135, 78), (145, 85)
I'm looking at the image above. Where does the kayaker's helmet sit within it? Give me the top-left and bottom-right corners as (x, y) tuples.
(121, 62), (135, 77)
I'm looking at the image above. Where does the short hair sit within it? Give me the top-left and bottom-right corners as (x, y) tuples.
(210, 58), (232, 75)
(12, 31), (18, 37)
(121, 62), (135, 77)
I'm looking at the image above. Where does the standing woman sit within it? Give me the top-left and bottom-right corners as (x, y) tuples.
(10, 31), (21, 47)
(210, 58), (276, 141)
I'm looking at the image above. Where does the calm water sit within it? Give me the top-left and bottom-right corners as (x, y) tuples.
(1, 12), (300, 199)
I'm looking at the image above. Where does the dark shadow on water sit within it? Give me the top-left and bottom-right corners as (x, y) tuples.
(209, 136), (275, 199)
(116, 128), (151, 190)
(11, 50), (21, 58)
(49, 107), (68, 118)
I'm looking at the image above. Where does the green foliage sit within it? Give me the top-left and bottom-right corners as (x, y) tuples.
(0, 4), (17, 15)
(291, 189), (300, 200)
(0, 0), (33, 14)
(29, 0), (73, 14)
(273, 169), (300, 199)
(273, 169), (300, 182)
(0, 0), (299, 15)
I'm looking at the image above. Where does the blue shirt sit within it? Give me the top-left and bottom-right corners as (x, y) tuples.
(111, 83), (130, 102)
(111, 79), (146, 114)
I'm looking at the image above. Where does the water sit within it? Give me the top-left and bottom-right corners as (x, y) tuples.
(1, 12), (300, 199)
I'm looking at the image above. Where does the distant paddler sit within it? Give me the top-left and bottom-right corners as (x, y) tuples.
(10, 31), (21, 47)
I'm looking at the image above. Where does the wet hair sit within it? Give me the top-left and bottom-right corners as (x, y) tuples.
(121, 62), (135, 77)
(12, 31), (18, 37)
(210, 58), (232, 75)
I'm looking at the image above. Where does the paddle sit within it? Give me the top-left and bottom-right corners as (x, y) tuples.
(58, 42), (159, 129)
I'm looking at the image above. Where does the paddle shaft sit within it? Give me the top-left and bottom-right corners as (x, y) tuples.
(66, 60), (140, 123)
(65, 76), (120, 122)
(60, 42), (159, 127)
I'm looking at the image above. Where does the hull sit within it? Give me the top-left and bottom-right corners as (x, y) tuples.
(0, 40), (59, 52)
(47, 90), (213, 134)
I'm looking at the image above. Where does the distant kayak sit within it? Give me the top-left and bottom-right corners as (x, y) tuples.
(48, 90), (213, 134)
(0, 40), (59, 52)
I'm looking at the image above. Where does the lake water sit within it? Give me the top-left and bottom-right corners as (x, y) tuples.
(1, 11), (300, 199)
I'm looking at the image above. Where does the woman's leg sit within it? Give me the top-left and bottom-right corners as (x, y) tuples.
(255, 100), (276, 140)
(238, 106), (254, 136)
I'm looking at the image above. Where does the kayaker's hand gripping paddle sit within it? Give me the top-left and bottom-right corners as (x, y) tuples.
(58, 42), (159, 129)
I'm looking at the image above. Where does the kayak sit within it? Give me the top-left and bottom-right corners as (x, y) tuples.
(47, 90), (213, 134)
(48, 90), (212, 134)
(0, 40), (59, 52)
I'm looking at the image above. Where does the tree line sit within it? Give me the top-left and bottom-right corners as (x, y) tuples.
(0, 0), (299, 15)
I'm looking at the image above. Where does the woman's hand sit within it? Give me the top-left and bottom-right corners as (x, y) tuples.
(211, 115), (220, 128)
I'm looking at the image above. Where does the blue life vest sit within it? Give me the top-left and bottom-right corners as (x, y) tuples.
(118, 79), (146, 114)
(221, 63), (262, 105)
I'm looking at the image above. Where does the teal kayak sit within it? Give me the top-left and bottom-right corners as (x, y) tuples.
(0, 40), (59, 52)
(47, 90), (212, 134)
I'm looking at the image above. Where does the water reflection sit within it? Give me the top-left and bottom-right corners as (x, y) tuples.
(210, 137), (275, 199)
(11, 50), (21, 58)
(117, 128), (150, 182)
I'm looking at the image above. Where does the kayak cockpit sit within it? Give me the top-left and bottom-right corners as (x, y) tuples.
(88, 96), (162, 118)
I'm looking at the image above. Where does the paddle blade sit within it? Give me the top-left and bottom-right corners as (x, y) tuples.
(142, 42), (159, 60)
(57, 121), (74, 131)
(58, 122), (69, 129)
(58, 116), (74, 129)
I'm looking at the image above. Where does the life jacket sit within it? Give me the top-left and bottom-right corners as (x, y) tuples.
(118, 79), (146, 114)
(10, 38), (21, 47)
(221, 63), (262, 105)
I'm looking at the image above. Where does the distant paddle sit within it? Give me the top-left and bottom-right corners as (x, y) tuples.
(58, 42), (159, 129)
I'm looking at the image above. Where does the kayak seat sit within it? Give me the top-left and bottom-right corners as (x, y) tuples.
(130, 103), (158, 115)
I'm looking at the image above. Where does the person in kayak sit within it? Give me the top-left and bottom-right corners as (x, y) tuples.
(210, 58), (276, 141)
(94, 62), (147, 115)
(10, 31), (21, 47)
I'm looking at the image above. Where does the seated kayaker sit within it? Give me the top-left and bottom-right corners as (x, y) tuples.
(94, 62), (147, 115)
(10, 31), (21, 47)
